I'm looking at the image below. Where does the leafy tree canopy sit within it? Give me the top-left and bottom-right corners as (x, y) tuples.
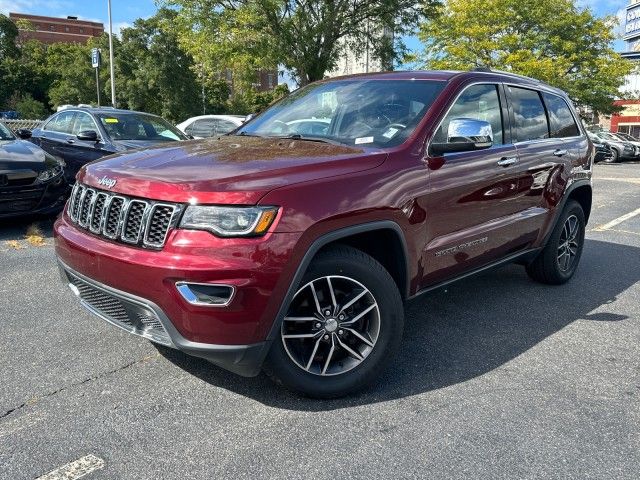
(419, 0), (631, 115)
(166, 0), (441, 86)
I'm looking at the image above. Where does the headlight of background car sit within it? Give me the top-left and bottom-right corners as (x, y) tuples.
(179, 205), (278, 237)
(36, 163), (63, 182)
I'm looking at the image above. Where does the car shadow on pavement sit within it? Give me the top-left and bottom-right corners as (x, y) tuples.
(157, 239), (639, 410)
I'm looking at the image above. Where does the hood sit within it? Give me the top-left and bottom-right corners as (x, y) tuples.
(79, 136), (386, 204)
(0, 139), (55, 174)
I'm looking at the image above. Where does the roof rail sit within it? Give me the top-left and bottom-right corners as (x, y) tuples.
(471, 67), (544, 84)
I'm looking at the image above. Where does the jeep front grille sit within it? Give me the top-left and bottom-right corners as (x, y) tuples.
(67, 183), (182, 249)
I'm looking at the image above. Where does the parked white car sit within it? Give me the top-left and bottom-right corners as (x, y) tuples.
(176, 115), (245, 139)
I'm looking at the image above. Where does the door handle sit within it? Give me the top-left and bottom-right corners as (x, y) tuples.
(553, 149), (568, 157)
(66, 138), (75, 144)
(497, 156), (517, 167)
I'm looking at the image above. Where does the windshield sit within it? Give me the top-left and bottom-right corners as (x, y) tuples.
(599, 132), (620, 142)
(96, 112), (187, 142)
(0, 122), (15, 140)
(237, 79), (446, 148)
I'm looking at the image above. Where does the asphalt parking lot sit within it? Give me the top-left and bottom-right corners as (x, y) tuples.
(1, 163), (639, 479)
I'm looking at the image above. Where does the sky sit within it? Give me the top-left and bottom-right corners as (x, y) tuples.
(0, 0), (632, 61)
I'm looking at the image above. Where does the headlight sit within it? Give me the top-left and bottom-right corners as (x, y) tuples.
(179, 205), (278, 237)
(37, 164), (63, 182)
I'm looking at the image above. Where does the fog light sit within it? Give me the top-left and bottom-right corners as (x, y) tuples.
(176, 282), (235, 306)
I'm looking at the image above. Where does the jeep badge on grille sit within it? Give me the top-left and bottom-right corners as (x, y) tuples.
(97, 176), (117, 189)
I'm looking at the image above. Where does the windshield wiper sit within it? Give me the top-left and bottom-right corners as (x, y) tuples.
(235, 131), (265, 138)
(275, 134), (346, 146)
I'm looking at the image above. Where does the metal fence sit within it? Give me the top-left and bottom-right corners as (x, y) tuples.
(1, 119), (43, 132)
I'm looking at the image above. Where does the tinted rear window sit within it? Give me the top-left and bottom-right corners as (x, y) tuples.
(542, 93), (579, 138)
(509, 87), (549, 142)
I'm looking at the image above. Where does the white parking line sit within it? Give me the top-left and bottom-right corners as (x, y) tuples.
(35, 455), (105, 480)
(593, 207), (640, 232)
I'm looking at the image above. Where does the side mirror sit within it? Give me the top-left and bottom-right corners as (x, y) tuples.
(76, 130), (98, 142)
(15, 129), (32, 139)
(431, 118), (493, 155)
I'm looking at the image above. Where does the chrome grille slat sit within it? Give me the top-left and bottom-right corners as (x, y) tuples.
(67, 182), (180, 249)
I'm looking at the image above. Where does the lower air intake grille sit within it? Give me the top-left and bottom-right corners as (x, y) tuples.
(65, 269), (173, 346)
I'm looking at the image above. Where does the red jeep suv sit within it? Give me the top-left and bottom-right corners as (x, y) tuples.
(55, 70), (592, 397)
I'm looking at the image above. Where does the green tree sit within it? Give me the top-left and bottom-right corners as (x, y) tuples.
(166, 1), (441, 86)
(116, 9), (215, 122)
(419, 0), (631, 115)
(16, 93), (48, 119)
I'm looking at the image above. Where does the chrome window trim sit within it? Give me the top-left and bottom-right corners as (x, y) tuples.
(503, 82), (586, 140)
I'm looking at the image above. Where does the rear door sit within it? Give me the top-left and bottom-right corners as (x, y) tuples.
(506, 86), (567, 231)
(38, 111), (76, 161)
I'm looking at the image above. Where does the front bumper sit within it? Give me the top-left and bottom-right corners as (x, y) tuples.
(0, 175), (69, 219)
(54, 212), (304, 375)
(58, 261), (268, 376)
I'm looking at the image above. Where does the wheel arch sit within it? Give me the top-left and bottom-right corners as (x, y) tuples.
(265, 221), (409, 344)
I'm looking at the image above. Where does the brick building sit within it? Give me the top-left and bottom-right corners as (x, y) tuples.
(9, 13), (104, 45)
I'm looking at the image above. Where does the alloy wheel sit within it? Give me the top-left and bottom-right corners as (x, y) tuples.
(281, 275), (380, 376)
(557, 214), (580, 272)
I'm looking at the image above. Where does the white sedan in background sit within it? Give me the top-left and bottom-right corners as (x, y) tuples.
(176, 115), (245, 139)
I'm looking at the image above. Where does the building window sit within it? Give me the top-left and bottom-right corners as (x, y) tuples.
(79, 27), (84, 33)
(267, 74), (274, 89)
(49, 25), (55, 31)
(65, 26), (69, 32)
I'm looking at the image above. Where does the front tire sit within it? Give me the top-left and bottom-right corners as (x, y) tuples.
(604, 148), (619, 163)
(526, 200), (585, 285)
(264, 245), (404, 398)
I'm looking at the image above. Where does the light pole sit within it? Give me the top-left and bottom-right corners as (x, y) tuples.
(107, 0), (116, 107)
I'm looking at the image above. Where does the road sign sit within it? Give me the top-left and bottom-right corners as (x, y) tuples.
(91, 48), (101, 68)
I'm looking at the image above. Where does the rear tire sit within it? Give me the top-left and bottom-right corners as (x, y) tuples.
(264, 245), (404, 398)
(526, 200), (585, 285)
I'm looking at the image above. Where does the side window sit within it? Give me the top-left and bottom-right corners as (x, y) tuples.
(434, 84), (503, 145)
(191, 119), (217, 137)
(43, 111), (76, 134)
(72, 112), (97, 135)
(217, 120), (238, 135)
(509, 87), (549, 142)
(542, 93), (580, 138)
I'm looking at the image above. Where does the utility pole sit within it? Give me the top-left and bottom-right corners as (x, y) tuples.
(107, 0), (116, 107)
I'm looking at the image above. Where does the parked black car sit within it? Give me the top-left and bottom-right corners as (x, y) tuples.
(589, 131), (639, 163)
(0, 121), (68, 219)
(587, 133), (613, 163)
(17, 108), (188, 184)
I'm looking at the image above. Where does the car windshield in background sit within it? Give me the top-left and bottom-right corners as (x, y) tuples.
(96, 113), (186, 142)
(237, 79), (446, 148)
(0, 123), (15, 140)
